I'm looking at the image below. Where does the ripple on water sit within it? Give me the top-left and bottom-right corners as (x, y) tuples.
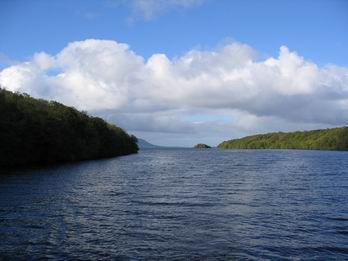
(0, 149), (348, 259)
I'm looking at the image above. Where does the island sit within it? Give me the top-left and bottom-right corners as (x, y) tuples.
(0, 88), (138, 168)
(218, 127), (348, 151)
(194, 144), (211, 149)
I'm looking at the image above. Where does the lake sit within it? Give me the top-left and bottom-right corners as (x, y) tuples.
(0, 149), (348, 260)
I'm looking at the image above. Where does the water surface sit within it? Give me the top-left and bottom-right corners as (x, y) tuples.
(0, 149), (348, 260)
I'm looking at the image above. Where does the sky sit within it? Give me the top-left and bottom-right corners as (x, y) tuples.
(1, 0), (348, 146)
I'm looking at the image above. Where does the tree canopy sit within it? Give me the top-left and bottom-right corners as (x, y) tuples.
(218, 127), (348, 151)
(194, 144), (211, 149)
(0, 88), (138, 167)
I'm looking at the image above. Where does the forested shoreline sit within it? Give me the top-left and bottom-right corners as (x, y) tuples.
(218, 127), (348, 151)
(0, 88), (138, 168)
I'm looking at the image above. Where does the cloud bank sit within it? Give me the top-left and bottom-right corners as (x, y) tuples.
(1, 39), (348, 146)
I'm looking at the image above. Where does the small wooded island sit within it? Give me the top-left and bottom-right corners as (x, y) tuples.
(218, 127), (348, 150)
(194, 144), (211, 149)
(0, 88), (138, 168)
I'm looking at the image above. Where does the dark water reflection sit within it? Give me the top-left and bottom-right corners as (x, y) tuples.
(0, 149), (348, 260)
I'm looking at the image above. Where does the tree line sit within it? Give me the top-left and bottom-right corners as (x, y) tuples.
(0, 88), (138, 168)
(218, 127), (348, 150)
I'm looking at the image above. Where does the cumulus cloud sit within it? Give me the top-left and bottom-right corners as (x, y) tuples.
(1, 39), (348, 146)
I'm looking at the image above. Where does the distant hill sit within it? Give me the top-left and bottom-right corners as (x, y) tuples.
(137, 138), (162, 149)
(218, 127), (348, 151)
(0, 88), (138, 168)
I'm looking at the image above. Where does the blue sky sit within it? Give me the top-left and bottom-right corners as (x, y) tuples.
(1, 0), (347, 66)
(1, 0), (348, 146)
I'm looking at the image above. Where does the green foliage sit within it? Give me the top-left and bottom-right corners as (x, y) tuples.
(194, 144), (211, 149)
(218, 127), (348, 151)
(0, 88), (138, 167)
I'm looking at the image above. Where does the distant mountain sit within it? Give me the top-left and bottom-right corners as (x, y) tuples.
(137, 138), (162, 149)
(218, 126), (348, 151)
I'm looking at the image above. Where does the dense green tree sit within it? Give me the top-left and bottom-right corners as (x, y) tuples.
(194, 144), (211, 149)
(0, 88), (138, 167)
(218, 127), (348, 151)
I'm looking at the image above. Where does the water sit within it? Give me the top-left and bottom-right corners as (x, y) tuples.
(0, 149), (348, 260)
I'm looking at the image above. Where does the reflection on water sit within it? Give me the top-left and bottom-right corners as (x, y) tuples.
(0, 149), (348, 259)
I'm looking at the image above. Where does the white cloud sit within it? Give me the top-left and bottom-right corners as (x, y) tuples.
(1, 39), (348, 146)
